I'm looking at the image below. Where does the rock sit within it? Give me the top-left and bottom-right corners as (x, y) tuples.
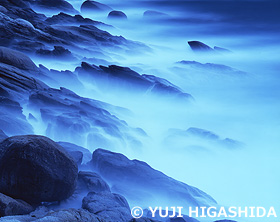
(0, 193), (33, 217)
(27, 0), (78, 14)
(0, 47), (37, 71)
(143, 10), (168, 19)
(0, 135), (78, 204)
(57, 142), (92, 164)
(36, 46), (73, 59)
(78, 171), (110, 192)
(76, 63), (192, 102)
(68, 151), (83, 166)
(90, 149), (217, 208)
(188, 41), (215, 53)
(81, 0), (112, 13)
(0, 130), (8, 142)
(108, 11), (127, 20)
(35, 208), (100, 222)
(82, 191), (132, 222)
(187, 127), (220, 140)
(45, 12), (104, 26)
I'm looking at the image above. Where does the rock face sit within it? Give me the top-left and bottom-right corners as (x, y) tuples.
(90, 149), (217, 208)
(0, 193), (33, 217)
(78, 171), (111, 192)
(82, 191), (132, 222)
(81, 0), (112, 13)
(0, 135), (78, 204)
(108, 11), (127, 20)
(27, 0), (78, 14)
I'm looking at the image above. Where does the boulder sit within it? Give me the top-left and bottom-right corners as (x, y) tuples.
(0, 135), (78, 204)
(82, 191), (132, 222)
(108, 11), (127, 20)
(81, 0), (112, 13)
(90, 149), (217, 208)
(0, 193), (33, 217)
(78, 171), (110, 192)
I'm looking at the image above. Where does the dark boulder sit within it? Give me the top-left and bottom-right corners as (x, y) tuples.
(82, 191), (131, 222)
(90, 149), (216, 208)
(0, 135), (78, 204)
(188, 41), (215, 53)
(78, 171), (110, 192)
(0, 193), (33, 217)
(81, 0), (112, 13)
(36, 46), (73, 59)
(108, 11), (127, 20)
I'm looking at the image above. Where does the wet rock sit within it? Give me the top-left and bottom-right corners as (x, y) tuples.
(188, 41), (215, 53)
(108, 11), (127, 20)
(90, 149), (217, 208)
(81, 0), (113, 13)
(78, 171), (110, 192)
(82, 191), (131, 222)
(0, 193), (33, 217)
(0, 135), (78, 204)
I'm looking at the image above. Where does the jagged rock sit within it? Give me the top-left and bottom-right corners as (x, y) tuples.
(45, 12), (103, 26)
(188, 41), (215, 53)
(90, 149), (217, 208)
(82, 191), (132, 222)
(36, 46), (73, 58)
(78, 171), (110, 192)
(81, 0), (112, 13)
(0, 47), (37, 71)
(108, 11), (127, 20)
(0, 193), (33, 217)
(0, 135), (78, 204)
(76, 63), (192, 101)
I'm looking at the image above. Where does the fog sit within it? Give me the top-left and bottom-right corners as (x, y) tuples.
(25, 0), (280, 221)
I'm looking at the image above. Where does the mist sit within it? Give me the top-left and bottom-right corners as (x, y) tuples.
(5, 0), (279, 221)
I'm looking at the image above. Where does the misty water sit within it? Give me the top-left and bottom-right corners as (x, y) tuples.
(28, 0), (280, 221)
